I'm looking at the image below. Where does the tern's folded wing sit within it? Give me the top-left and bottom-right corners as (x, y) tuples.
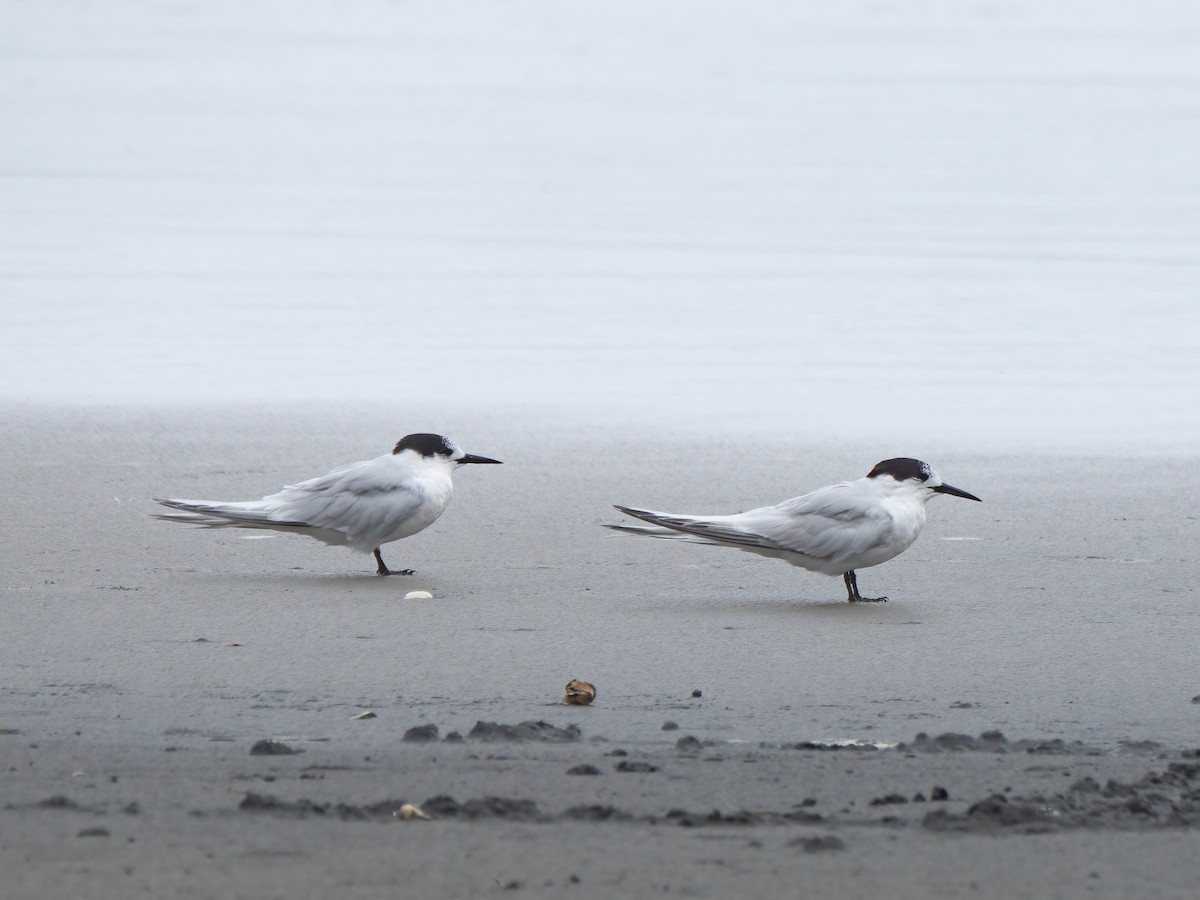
(750, 482), (893, 563)
(268, 459), (428, 544)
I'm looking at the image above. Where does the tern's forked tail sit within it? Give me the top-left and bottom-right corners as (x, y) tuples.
(152, 498), (311, 530)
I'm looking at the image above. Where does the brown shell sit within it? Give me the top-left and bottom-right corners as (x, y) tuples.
(563, 679), (597, 705)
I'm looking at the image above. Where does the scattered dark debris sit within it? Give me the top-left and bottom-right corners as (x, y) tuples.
(791, 741), (880, 752)
(566, 765), (601, 776)
(249, 740), (299, 756)
(791, 835), (844, 853)
(902, 730), (1100, 756)
(615, 761), (658, 774)
(869, 794), (909, 806)
(422, 795), (546, 822)
(77, 827), (110, 838)
(924, 794), (1058, 834)
(562, 805), (633, 822)
(402, 724), (439, 743)
(949, 701), (976, 709)
(468, 721), (581, 743)
(923, 761), (1200, 833)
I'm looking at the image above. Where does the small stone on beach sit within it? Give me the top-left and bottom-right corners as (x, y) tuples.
(403, 724), (439, 743)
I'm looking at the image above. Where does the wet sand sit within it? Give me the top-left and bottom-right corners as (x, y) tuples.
(2, 404), (1199, 898)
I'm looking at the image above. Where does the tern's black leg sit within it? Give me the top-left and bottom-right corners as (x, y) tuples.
(373, 548), (415, 577)
(843, 570), (887, 603)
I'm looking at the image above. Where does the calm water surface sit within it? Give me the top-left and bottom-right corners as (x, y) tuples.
(3, 0), (1200, 449)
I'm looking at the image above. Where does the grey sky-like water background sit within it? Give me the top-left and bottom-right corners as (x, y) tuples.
(4, 0), (1200, 451)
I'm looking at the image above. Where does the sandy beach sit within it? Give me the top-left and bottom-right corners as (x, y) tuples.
(2, 405), (1198, 899)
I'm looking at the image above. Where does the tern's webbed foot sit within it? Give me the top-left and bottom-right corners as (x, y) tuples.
(842, 571), (886, 603)
(373, 548), (414, 577)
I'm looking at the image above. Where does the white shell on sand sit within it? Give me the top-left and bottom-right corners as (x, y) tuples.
(404, 590), (433, 600)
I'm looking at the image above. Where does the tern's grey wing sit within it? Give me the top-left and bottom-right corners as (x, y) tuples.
(746, 482), (894, 564)
(267, 456), (430, 547)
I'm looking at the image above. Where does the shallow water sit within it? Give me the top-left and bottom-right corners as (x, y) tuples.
(4, 1), (1200, 449)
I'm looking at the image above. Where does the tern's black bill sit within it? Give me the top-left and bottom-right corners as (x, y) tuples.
(458, 454), (502, 465)
(932, 483), (981, 502)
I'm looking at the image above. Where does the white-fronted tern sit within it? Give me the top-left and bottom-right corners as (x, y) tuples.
(610, 457), (980, 602)
(154, 433), (501, 575)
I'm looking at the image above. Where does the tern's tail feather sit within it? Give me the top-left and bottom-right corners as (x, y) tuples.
(609, 505), (778, 552)
(152, 498), (311, 530)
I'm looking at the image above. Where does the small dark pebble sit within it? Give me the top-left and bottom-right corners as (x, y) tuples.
(77, 828), (110, 838)
(566, 765), (601, 776)
(692, 689), (702, 698)
(790, 835), (845, 853)
(402, 724), (439, 743)
(604, 748), (628, 757)
(931, 786), (950, 801)
(676, 735), (703, 752)
(661, 721), (679, 732)
(800, 798), (817, 807)
(615, 761), (658, 773)
(570, 874), (581, 884)
(123, 803), (140, 816)
(869, 794), (909, 806)
(1192, 695), (1200, 704)
(249, 740), (298, 756)
(912, 793), (927, 803)
(502, 880), (521, 891)
(443, 731), (464, 743)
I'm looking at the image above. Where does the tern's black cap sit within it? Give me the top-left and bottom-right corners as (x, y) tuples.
(866, 458), (932, 482)
(393, 433), (456, 458)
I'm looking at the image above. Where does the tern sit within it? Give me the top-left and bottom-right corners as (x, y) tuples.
(154, 433), (501, 575)
(610, 458), (980, 602)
